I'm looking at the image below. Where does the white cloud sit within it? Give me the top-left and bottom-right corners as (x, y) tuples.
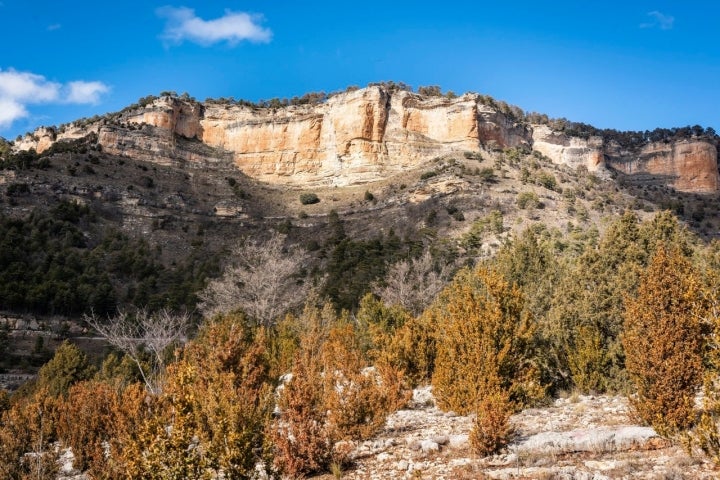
(0, 69), (60, 103)
(0, 98), (27, 129)
(640, 11), (675, 30)
(47, 24), (62, 31)
(64, 81), (110, 104)
(157, 6), (272, 46)
(0, 68), (109, 129)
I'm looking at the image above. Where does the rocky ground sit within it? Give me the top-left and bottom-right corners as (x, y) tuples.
(54, 386), (719, 479)
(327, 387), (718, 480)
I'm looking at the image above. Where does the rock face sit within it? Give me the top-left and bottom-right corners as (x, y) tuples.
(533, 124), (720, 193)
(532, 124), (605, 171)
(13, 86), (720, 193)
(609, 140), (719, 193)
(193, 87), (531, 186)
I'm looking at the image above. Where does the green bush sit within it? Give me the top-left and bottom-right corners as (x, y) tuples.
(517, 191), (541, 209)
(37, 341), (95, 398)
(463, 151), (483, 161)
(300, 193), (320, 205)
(478, 167), (496, 182)
(536, 171), (558, 191)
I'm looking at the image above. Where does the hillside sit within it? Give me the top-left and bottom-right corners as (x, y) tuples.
(1, 85), (720, 373)
(2, 85), (720, 478)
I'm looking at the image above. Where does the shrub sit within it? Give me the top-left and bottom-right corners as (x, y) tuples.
(272, 306), (338, 477)
(622, 245), (705, 436)
(5, 182), (30, 196)
(272, 304), (408, 476)
(461, 211), (505, 251)
(478, 167), (496, 182)
(380, 313), (436, 387)
(300, 192), (320, 205)
(56, 380), (129, 477)
(0, 389), (59, 480)
(119, 315), (273, 478)
(517, 191), (540, 209)
(364, 190), (375, 201)
(469, 387), (514, 456)
(431, 267), (544, 415)
(37, 341), (95, 398)
(420, 170), (437, 180)
(535, 171), (558, 191)
(322, 322), (409, 440)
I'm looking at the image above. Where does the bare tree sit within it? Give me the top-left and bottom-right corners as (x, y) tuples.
(374, 250), (454, 316)
(198, 232), (311, 326)
(84, 308), (191, 394)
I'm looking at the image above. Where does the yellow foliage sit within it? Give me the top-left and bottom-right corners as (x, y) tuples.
(469, 384), (514, 456)
(567, 324), (613, 394)
(622, 245), (705, 436)
(272, 304), (409, 477)
(116, 315), (274, 479)
(431, 267), (544, 415)
(0, 388), (59, 480)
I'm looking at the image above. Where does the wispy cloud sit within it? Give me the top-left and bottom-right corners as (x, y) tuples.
(640, 11), (675, 30)
(0, 68), (110, 129)
(47, 23), (62, 31)
(64, 81), (110, 105)
(157, 6), (272, 46)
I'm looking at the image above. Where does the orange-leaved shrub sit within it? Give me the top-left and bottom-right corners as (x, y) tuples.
(622, 244), (705, 437)
(56, 380), (147, 478)
(689, 241), (720, 465)
(432, 267), (544, 415)
(0, 387), (59, 480)
(120, 313), (274, 478)
(469, 383), (514, 456)
(431, 267), (545, 455)
(322, 321), (410, 441)
(357, 293), (435, 387)
(271, 305), (336, 477)
(272, 303), (409, 476)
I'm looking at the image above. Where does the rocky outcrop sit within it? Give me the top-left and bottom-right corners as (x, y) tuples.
(193, 87), (531, 186)
(14, 127), (57, 154)
(609, 140), (719, 193)
(533, 124), (719, 193)
(11, 87), (719, 193)
(87, 87), (529, 186)
(532, 124), (605, 171)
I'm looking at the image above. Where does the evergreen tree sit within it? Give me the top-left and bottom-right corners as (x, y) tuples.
(622, 245), (705, 436)
(37, 341), (95, 398)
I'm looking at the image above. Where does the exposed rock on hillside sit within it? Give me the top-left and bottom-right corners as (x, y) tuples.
(12, 86), (719, 193)
(533, 124), (719, 193)
(337, 388), (715, 479)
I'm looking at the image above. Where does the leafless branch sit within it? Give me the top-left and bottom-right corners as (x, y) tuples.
(374, 250), (454, 316)
(84, 308), (191, 394)
(198, 232), (311, 326)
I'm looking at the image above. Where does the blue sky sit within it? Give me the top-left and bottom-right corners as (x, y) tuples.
(1, 1), (718, 139)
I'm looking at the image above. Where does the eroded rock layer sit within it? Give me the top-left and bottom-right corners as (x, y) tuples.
(14, 86), (719, 193)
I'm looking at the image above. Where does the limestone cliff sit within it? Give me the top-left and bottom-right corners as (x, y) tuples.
(16, 87), (530, 186)
(532, 124), (719, 193)
(106, 87), (531, 186)
(12, 86), (719, 193)
(609, 140), (719, 193)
